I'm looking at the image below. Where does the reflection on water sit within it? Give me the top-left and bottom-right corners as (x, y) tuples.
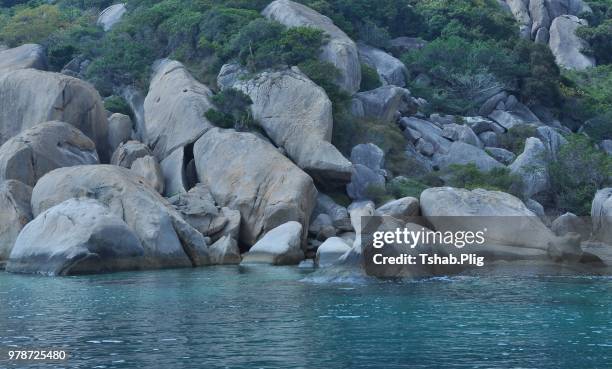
(0, 266), (611, 368)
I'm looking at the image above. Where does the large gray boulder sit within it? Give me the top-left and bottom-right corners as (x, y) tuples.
(591, 188), (612, 243)
(263, 0), (361, 94)
(130, 155), (164, 194)
(0, 180), (32, 262)
(0, 121), (99, 187)
(485, 147), (516, 165)
(217, 64), (351, 185)
(530, 0), (551, 38)
(194, 128), (317, 246)
(347, 143), (386, 201)
(208, 236), (241, 265)
(107, 113), (133, 152)
(441, 123), (483, 148)
(509, 137), (550, 198)
(143, 59), (214, 160)
(31, 165), (210, 268)
(97, 3), (127, 31)
(315, 237), (351, 267)
(399, 117), (451, 153)
(357, 43), (407, 87)
(551, 212), (591, 240)
(241, 221), (304, 265)
(160, 146), (197, 197)
(0, 44), (47, 71)
(110, 140), (152, 168)
(548, 15), (595, 70)
(351, 86), (414, 123)
(420, 187), (581, 260)
(434, 142), (503, 172)
(7, 198), (144, 275)
(313, 193), (351, 231)
(536, 126), (567, 160)
(0, 69), (110, 161)
(376, 197), (420, 222)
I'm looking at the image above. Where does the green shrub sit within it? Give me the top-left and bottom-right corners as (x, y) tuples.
(549, 135), (612, 215)
(205, 88), (253, 130)
(577, 20), (612, 65)
(498, 124), (538, 154)
(104, 95), (132, 116)
(359, 63), (381, 91)
(443, 163), (520, 195)
(298, 59), (348, 103)
(364, 183), (394, 206)
(0, 4), (69, 46)
(387, 177), (429, 199)
(582, 111), (612, 141)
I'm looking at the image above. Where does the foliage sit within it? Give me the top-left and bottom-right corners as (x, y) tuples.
(0, 4), (73, 46)
(205, 88), (253, 130)
(443, 164), (520, 195)
(103, 95), (132, 116)
(582, 111), (612, 141)
(549, 135), (612, 215)
(561, 65), (612, 131)
(498, 124), (538, 154)
(364, 183), (394, 206)
(359, 63), (381, 91)
(387, 177), (429, 199)
(578, 20), (612, 65)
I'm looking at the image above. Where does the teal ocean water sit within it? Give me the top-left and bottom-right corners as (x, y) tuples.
(1, 266), (611, 368)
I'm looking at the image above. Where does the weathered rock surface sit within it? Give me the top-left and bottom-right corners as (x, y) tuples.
(241, 221), (304, 265)
(144, 59), (214, 160)
(485, 147), (516, 165)
(208, 236), (241, 265)
(107, 113), (132, 152)
(218, 64), (351, 185)
(420, 187), (581, 260)
(441, 123), (482, 148)
(160, 146), (198, 197)
(548, 15), (595, 70)
(536, 126), (567, 161)
(31, 165), (209, 268)
(194, 128), (317, 246)
(130, 155), (164, 194)
(97, 3), (127, 31)
(551, 212), (591, 240)
(400, 117), (451, 153)
(0, 121), (99, 187)
(509, 137), (550, 198)
(263, 0), (361, 94)
(591, 188), (612, 243)
(434, 142), (503, 172)
(0, 69), (110, 160)
(0, 44), (47, 71)
(110, 140), (151, 168)
(376, 197), (420, 222)
(351, 86), (414, 123)
(347, 143), (386, 200)
(315, 237), (351, 267)
(7, 198), (144, 275)
(357, 43), (407, 87)
(313, 193), (351, 231)
(0, 180), (32, 262)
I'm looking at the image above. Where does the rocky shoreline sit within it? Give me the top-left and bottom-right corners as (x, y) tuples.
(0, 0), (610, 277)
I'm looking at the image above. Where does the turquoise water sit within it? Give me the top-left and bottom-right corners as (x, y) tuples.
(1, 266), (611, 369)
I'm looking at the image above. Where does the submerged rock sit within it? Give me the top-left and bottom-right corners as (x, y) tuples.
(263, 0), (361, 94)
(0, 121), (99, 187)
(7, 198), (144, 275)
(241, 221), (305, 265)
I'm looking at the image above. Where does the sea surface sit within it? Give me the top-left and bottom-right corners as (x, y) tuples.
(0, 266), (611, 369)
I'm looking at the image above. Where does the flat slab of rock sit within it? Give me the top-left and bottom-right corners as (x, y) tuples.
(218, 64), (351, 186)
(434, 142), (503, 172)
(144, 59), (214, 160)
(0, 121), (99, 186)
(263, 0), (361, 94)
(31, 165), (210, 268)
(194, 128), (317, 246)
(242, 221), (304, 265)
(0, 44), (47, 71)
(0, 69), (110, 161)
(0, 180), (32, 262)
(7, 198), (144, 275)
